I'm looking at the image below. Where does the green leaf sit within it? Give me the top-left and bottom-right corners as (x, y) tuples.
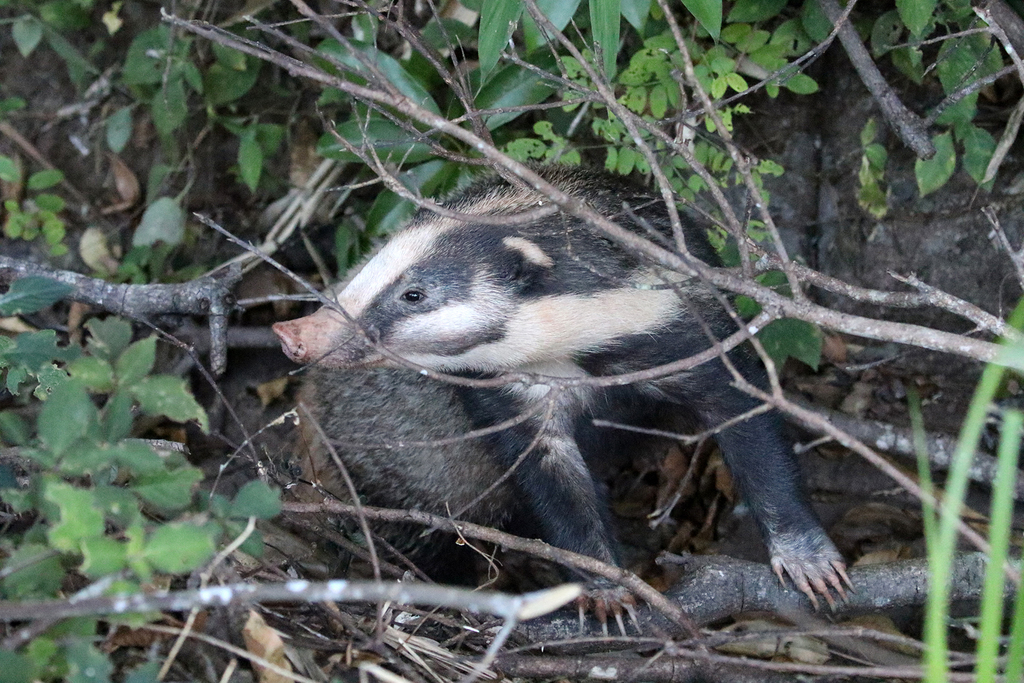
(869, 10), (903, 57)
(318, 117), (435, 164)
(45, 482), (105, 551)
(782, 72), (819, 94)
(132, 466), (203, 511)
(0, 544), (64, 599)
(0, 154), (20, 183)
(150, 76), (188, 137)
(43, 26), (97, 88)
(0, 410), (31, 446)
(621, 0), (652, 31)
(12, 15), (43, 58)
(115, 336), (156, 387)
(133, 197), (185, 247)
(86, 317), (133, 361)
(891, 46), (924, 84)
(80, 537), (128, 577)
(27, 169), (63, 190)
(591, 0), (621, 79)
(33, 363), (70, 400)
(68, 356), (115, 393)
(101, 390), (135, 443)
(683, 0), (722, 39)
(238, 129), (263, 192)
(649, 85), (668, 118)
(125, 661), (162, 683)
(915, 131), (956, 197)
(106, 106), (133, 153)
(317, 41), (441, 115)
(959, 123), (996, 185)
(34, 193), (66, 212)
(476, 62), (557, 130)
(39, 381), (96, 455)
(143, 523), (215, 573)
(800, 0), (831, 42)
(131, 375), (209, 431)
(65, 641), (114, 683)
(479, 0), (524, 78)
(203, 57), (261, 107)
(0, 276), (73, 315)
(896, 0), (935, 37)
(757, 318), (822, 370)
(229, 481), (282, 519)
(727, 0), (786, 23)
(123, 27), (171, 86)
(110, 441), (164, 476)
(0, 650), (33, 683)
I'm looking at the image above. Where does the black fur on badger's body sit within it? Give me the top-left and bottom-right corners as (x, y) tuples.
(275, 165), (848, 604)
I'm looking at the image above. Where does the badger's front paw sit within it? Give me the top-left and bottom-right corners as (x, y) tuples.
(770, 533), (852, 610)
(576, 581), (639, 635)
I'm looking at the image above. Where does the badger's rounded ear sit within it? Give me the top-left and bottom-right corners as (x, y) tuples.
(501, 237), (553, 275)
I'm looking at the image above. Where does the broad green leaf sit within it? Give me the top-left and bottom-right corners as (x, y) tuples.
(800, 0), (831, 42)
(27, 169), (63, 190)
(0, 410), (31, 446)
(479, 0), (524, 78)
(869, 10), (903, 57)
(143, 523), (215, 573)
(0, 154), (20, 183)
(317, 41), (441, 115)
(125, 662), (162, 683)
(44, 26), (97, 88)
(727, 0), (786, 23)
(116, 337), (156, 386)
(203, 57), (261, 107)
(757, 318), (822, 370)
(44, 482), (105, 551)
(915, 131), (956, 197)
(33, 363), (70, 400)
(621, 0), (652, 31)
(131, 375), (209, 431)
(783, 72), (818, 94)
(111, 441), (164, 476)
(132, 467), (204, 511)
(12, 16), (43, 58)
(0, 544), (64, 599)
(34, 193), (65, 212)
(102, 390), (135, 443)
(106, 106), (133, 153)
(65, 641), (114, 683)
(591, 0), (621, 79)
(39, 0), (90, 30)
(891, 46), (924, 84)
(123, 27), (171, 86)
(0, 276), (73, 315)
(476, 62), (557, 130)
(238, 129), (263, 192)
(318, 117), (435, 164)
(86, 317), (133, 361)
(958, 123), (996, 185)
(39, 380), (95, 455)
(133, 197), (185, 247)
(896, 0), (935, 37)
(683, 0), (722, 39)
(68, 356), (115, 393)
(0, 650), (33, 683)
(230, 481), (282, 519)
(80, 537), (128, 577)
(150, 76), (188, 137)
(362, 160), (453, 235)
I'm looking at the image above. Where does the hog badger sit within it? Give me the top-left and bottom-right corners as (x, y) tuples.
(274, 165), (849, 605)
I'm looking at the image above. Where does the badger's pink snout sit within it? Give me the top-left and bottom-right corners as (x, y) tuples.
(272, 307), (379, 368)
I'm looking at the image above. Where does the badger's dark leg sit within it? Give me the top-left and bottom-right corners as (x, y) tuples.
(660, 352), (850, 608)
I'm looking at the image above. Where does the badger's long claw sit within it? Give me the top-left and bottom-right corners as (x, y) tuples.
(576, 585), (638, 635)
(771, 552), (850, 611)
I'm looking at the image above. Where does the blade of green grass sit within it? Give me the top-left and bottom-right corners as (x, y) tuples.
(976, 409), (1022, 682)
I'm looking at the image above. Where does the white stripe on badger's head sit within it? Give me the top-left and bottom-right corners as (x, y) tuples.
(401, 276), (685, 372)
(502, 236), (554, 268)
(336, 222), (444, 317)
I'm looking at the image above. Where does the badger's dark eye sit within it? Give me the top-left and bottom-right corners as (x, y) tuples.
(401, 289), (426, 303)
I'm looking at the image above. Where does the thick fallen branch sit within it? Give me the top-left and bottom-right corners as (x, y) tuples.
(0, 256), (240, 374)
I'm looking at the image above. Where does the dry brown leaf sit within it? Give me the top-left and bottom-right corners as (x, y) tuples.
(841, 614), (919, 655)
(242, 610), (293, 683)
(79, 227), (121, 275)
(821, 334), (848, 364)
(716, 619), (830, 664)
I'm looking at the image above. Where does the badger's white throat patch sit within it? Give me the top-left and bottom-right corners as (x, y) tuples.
(337, 224), (442, 317)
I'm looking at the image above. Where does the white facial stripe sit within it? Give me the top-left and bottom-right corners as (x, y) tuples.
(401, 285), (682, 372)
(502, 236), (554, 267)
(392, 302), (497, 344)
(337, 224), (442, 317)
